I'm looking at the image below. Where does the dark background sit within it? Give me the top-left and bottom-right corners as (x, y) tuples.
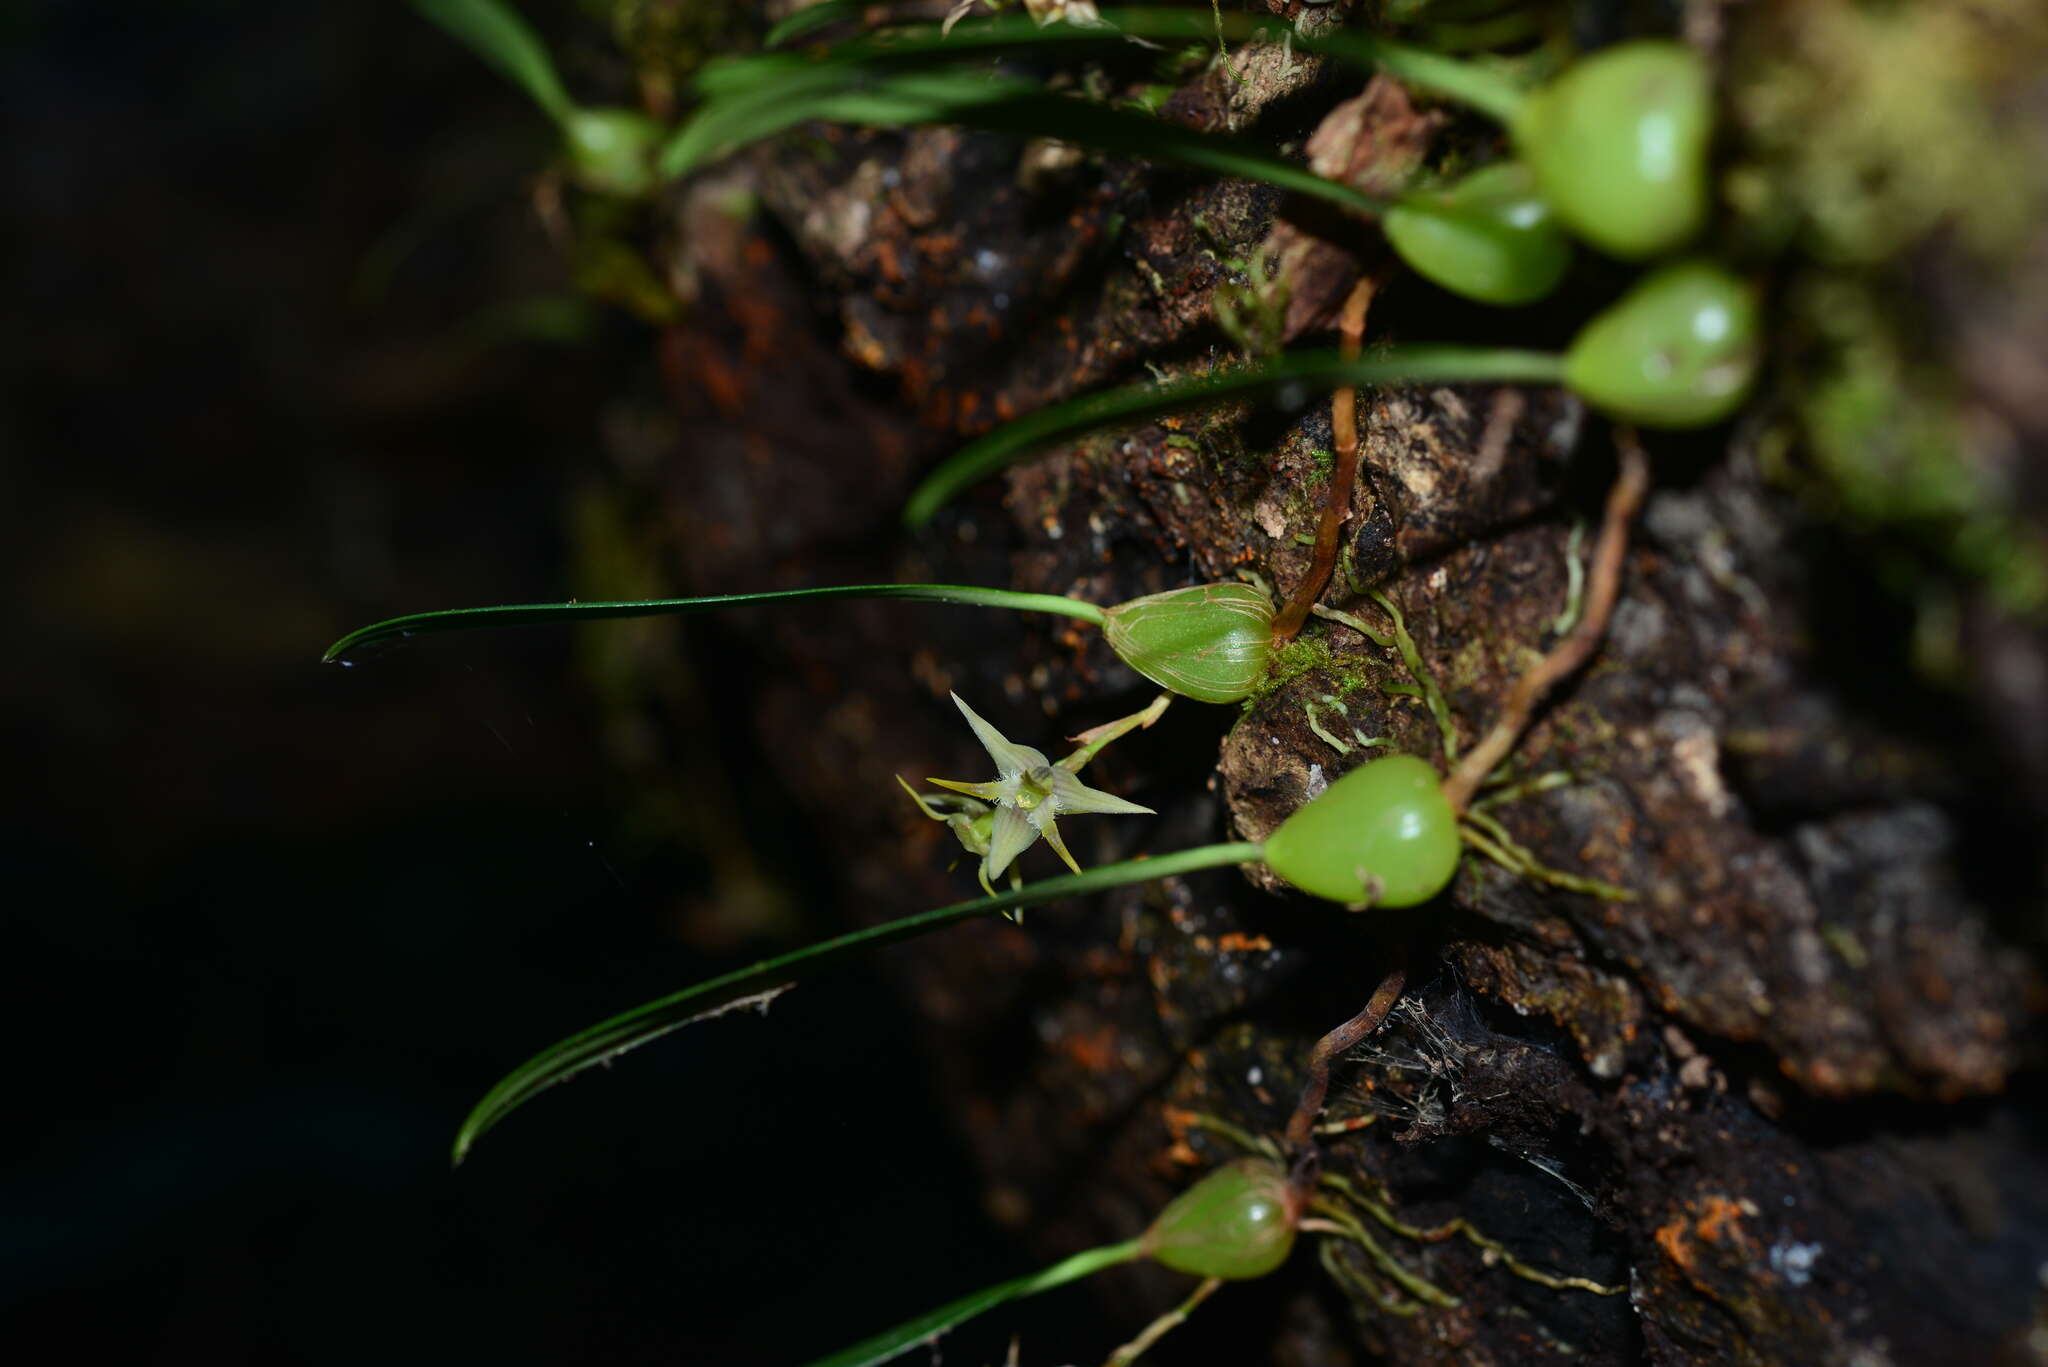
(0, 5), (1085, 1362)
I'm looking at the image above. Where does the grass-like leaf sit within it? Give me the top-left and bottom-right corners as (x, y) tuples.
(323, 583), (1108, 663)
(452, 842), (1262, 1164)
(948, 90), (1386, 213)
(667, 67), (1385, 220)
(413, 0), (574, 124)
(670, 8), (1528, 180)
(763, 0), (868, 49)
(667, 10), (1282, 181)
(667, 68), (1039, 175)
(902, 344), (1567, 525)
(809, 1239), (1145, 1367)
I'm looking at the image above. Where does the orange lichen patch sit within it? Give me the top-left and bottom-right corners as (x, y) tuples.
(898, 356), (932, 408)
(1062, 1024), (1119, 1072)
(1695, 1195), (1754, 1245)
(842, 315), (890, 372)
(1654, 1216), (1696, 1272)
(1656, 1194), (1760, 1274)
(696, 350), (745, 416)
(1158, 1106), (1205, 1165)
(868, 237), (899, 284)
(1077, 946), (1129, 978)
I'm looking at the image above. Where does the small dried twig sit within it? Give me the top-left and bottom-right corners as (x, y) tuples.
(1273, 278), (1376, 644)
(1439, 429), (1650, 814)
(1470, 387), (1525, 486)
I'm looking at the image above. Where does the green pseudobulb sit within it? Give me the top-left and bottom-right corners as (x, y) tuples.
(1382, 162), (1572, 306)
(1513, 40), (1713, 260)
(1141, 1159), (1298, 1280)
(561, 107), (663, 197)
(1564, 258), (1761, 428)
(1102, 583), (1276, 704)
(1261, 754), (1461, 907)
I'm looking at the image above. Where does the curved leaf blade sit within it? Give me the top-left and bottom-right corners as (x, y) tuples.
(692, 9), (1519, 114)
(452, 843), (1261, 1164)
(323, 582), (1106, 663)
(664, 8), (1523, 202)
(668, 68), (1389, 216)
(954, 93), (1384, 213)
(764, 0), (866, 49)
(808, 1239), (1144, 1367)
(668, 9), (1287, 179)
(413, 0), (574, 123)
(903, 345), (1567, 525)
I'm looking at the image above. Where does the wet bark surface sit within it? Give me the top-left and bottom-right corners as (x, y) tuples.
(596, 12), (2048, 1364)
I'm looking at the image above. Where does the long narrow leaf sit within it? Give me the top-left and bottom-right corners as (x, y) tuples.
(763, 0), (868, 49)
(413, 0), (574, 124)
(452, 843), (1262, 1163)
(669, 72), (1383, 210)
(669, 9), (1271, 178)
(952, 93), (1385, 212)
(664, 12), (1511, 214)
(903, 345), (1568, 525)
(690, 9), (1523, 121)
(670, 69), (1048, 176)
(809, 1239), (1145, 1367)
(323, 582), (1107, 663)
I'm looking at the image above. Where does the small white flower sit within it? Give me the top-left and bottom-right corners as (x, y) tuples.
(904, 693), (1158, 894)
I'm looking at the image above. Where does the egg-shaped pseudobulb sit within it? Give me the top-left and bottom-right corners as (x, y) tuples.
(1564, 258), (1761, 428)
(1102, 583), (1276, 704)
(1513, 41), (1713, 260)
(1141, 1158), (1299, 1280)
(1261, 754), (1461, 907)
(1383, 162), (1572, 307)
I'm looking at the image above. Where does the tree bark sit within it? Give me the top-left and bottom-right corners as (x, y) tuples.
(589, 7), (2048, 1362)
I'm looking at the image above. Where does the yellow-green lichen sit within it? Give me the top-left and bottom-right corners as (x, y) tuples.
(1727, 0), (2047, 265)
(1789, 275), (2048, 616)
(1727, 0), (2048, 621)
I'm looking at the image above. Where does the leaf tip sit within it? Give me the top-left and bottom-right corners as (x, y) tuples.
(451, 1114), (488, 1168)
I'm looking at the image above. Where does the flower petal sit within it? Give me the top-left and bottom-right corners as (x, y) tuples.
(951, 693), (1050, 778)
(1045, 767), (1154, 817)
(1035, 813), (1083, 876)
(897, 774), (965, 822)
(928, 776), (1010, 803)
(983, 803), (1041, 880)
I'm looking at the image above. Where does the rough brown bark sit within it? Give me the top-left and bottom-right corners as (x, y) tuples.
(587, 8), (2048, 1363)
